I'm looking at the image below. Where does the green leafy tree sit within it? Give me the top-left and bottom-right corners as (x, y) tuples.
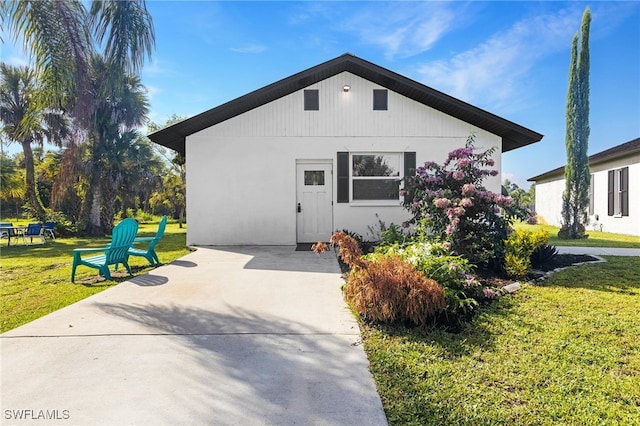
(503, 179), (535, 221)
(0, 151), (25, 217)
(0, 64), (68, 221)
(148, 116), (187, 227)
(559, 7), (591, 239)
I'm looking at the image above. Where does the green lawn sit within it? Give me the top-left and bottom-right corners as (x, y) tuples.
(514, 222), (640, 248)
(0, 221), (190, 332)
(363, 256), (640, 425)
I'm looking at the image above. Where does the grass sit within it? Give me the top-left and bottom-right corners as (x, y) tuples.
(0, 221), (190, 332)
(514, 222), (640, 248)
(362, 256), (640, 425)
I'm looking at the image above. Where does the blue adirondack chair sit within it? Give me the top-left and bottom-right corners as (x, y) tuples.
(127, 216), (167, 266)
(71, 218), (139, 282)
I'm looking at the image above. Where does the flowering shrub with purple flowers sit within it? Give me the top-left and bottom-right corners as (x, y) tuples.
(402, 135), (513, 266)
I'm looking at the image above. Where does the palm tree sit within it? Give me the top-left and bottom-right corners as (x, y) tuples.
(0, 64), (68, 220)
(1, 0), (154, 125)
(1, 0), (93, 123)
(80, 55), (150, 234)
(3, 0), (155, 234)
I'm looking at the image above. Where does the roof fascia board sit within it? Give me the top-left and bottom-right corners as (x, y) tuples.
(528, 138), (640, 182)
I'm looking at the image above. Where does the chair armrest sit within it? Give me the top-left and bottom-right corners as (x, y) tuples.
(133, 237), (154, 243)
(73, 247), (108, 254)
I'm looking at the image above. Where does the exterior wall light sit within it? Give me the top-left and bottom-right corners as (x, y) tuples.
(343, 85), (351, 92)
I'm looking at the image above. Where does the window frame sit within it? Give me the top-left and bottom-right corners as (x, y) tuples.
(349, 152), (402, 205)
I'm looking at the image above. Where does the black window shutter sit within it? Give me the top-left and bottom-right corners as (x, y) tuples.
(373, 89), (388, 110)
(403, 152), (416, 204)
(621, 167), (629, 216)
(304, 90), (319, 111)
(608, 170), (615, 216)
(337, 152), (349, 203)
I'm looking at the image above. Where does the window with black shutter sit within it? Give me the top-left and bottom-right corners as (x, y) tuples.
(620, 167), (629, 216)
(337, 152), (349, 203)
(337, 151), (415, 204)
(608, 167), (629, 216)
(404, 152), (416, 204)
(608, 170), (615, 216)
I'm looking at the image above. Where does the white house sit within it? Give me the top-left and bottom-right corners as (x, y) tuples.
(149, 53), (542, 246)
(529, 137), (640, 236)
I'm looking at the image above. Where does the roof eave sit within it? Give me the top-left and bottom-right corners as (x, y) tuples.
(148, 53), (543, 156)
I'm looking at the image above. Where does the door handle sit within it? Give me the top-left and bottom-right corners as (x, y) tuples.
(297, 203), (301, 213)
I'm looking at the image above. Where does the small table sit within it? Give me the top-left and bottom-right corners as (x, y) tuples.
(0, 226), (27, 246)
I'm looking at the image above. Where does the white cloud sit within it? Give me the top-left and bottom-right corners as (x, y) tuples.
(229, 44), (268, 54)
(416, 7), (583, 110)
(343, 3), (457, 59)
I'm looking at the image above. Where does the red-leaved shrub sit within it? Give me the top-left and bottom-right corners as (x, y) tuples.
(330, 232), (446, 326)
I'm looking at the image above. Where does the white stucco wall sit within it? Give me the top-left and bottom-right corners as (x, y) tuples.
(535, 152), (640, 236)
(186, 72), (503, 245)
(534, 178), (565, 227)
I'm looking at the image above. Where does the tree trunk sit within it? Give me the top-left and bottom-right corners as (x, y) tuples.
(21, 139), (47, 221)
(87, 172), (103, 236)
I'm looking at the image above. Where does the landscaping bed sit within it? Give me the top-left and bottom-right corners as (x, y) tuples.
(362, 256), (640, 425)
(475, 253), (601, 288)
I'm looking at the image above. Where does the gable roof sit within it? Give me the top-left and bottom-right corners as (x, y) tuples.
(528, 137), (640, 182)
(148, 53), (543, 156)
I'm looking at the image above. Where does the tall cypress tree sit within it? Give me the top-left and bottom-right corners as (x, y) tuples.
(560, 7), (591, 239)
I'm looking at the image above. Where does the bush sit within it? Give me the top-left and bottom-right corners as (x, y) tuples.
(376, 241), (499, 320)
(504, 229), (549, 279)
(530, 244), (558, 268)
(338, 229), (376, 254)
(328, 232), (446, 326)
(402, 135), (513, 266)
(45, 210), (77, 237)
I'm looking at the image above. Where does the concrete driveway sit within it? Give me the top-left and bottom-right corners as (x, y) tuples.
(1, 246), (387, 425)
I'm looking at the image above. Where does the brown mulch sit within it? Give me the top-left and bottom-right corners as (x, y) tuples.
(533, 254), (600, 272)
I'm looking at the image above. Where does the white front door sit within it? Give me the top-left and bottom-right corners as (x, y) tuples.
(296, 162), (333, 243)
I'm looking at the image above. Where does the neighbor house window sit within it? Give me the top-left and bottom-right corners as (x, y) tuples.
(373, 89), (388, 110)
(304, 89), (319, 110)
(608, 167), (629, 216)
(351, 153), (401, 201)
(588, 174), (594, 215)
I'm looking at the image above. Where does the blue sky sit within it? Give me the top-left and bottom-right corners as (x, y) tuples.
(2, 1), (639, 188)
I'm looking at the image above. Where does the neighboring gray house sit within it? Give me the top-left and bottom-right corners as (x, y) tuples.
(149, 53), (542, 246)
(529, 137), (640, 236)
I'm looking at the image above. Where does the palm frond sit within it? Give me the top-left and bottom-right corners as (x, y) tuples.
(89, 0), (155, 73)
